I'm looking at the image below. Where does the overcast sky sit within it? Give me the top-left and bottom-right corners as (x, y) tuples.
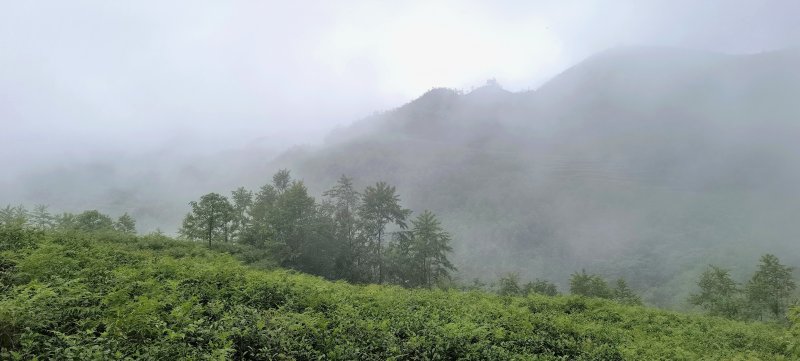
(2, 0), (799, 173)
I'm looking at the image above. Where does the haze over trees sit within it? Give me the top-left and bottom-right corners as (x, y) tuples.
(2, 225), (795, 359)
(177, 170), (455, 287)
(689, 255), (796, 321)
(5, 47), (800, 310)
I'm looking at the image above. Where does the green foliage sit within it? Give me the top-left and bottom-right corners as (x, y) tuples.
(114, 213), (137, 234)
(179, 193), (235, 245)
(570, 270), (613, 299)
(0, 227), (793, 360)
(689, 265), (745, 319)
(0, 206), (28, 228)
(386, 210), (455, 288)
(524, 279), (560, 297)
(323, 175), (363, 281)
(359, 181), (412, 283)
(202, 172), (439, 287)
(746, 254), (796, 320)
(612, 279), (642, 306)
(498, 273), (523, 296)
(74, 210), (115, 232)
(29, 205), (54, 230)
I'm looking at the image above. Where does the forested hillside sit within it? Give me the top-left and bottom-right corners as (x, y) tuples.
(1, 226), (797, 360)
(4, 47), (800, 309)
(283, 47), (800, 307)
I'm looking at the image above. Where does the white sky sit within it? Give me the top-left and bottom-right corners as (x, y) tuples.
(1, 0), (799, 171)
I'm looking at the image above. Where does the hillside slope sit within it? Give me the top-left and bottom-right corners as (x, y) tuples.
(0, 228), (793, 360)
(285, 47), (800, 306)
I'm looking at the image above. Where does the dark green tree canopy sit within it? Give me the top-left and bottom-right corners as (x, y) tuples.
(180, 193), (234, 245)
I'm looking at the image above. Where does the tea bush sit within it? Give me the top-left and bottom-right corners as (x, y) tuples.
(0, 227), (792, 360)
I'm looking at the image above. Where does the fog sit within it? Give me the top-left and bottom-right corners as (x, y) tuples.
(3, 1), (798, 170)
(3, 0), (800, 307)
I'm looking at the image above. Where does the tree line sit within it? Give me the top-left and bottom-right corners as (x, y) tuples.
(0, 205), (136, 234)
(689, 254), (796, 321)
(178, 170), (456, 288)
(489, 271), (642, 306)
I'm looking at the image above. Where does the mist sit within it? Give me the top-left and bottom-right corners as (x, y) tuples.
(3, 0), (800, 308)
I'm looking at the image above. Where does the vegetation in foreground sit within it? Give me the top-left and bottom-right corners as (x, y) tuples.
(1, 226), (797, 360)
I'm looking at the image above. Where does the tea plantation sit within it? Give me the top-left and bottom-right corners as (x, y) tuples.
(0, 227), (794, 360)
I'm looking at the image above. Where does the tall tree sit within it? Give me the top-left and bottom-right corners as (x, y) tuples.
(230, 187), (253, 242)
(74, 210), (114, 232)
(179, 193), (234, 246)
(746, 254), (796, 320)
(114, 213), (137, 234)
(30, 205), (53, 230)
(689, 265), (744, 319)
(323, 175), (362, 281)
(243, 183), (279, 248)
(523, 279), (559, 297)
(54, 212), (77, 230)
(612, 278), (642, 306)
(570, 270), (612, 299)
(358, 181), (411, 283)
(0, 205), (28, 228)
(407, 210), (455, 288)
(268, 180), (318, 268)
(497, 273), (523, 296)
(273, 169), (291, 193)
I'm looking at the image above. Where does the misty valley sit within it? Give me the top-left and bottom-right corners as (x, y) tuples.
(3, 2), (800, 359)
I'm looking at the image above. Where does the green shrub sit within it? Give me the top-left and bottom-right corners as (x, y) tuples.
(0, 229), (792, 360)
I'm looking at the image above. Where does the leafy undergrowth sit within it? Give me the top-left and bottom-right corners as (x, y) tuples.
(0, 227), (793, 360)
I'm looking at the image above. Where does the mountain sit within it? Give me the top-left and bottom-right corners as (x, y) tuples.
(5, 46), (800, 308)
(284, 47), (800, 307)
